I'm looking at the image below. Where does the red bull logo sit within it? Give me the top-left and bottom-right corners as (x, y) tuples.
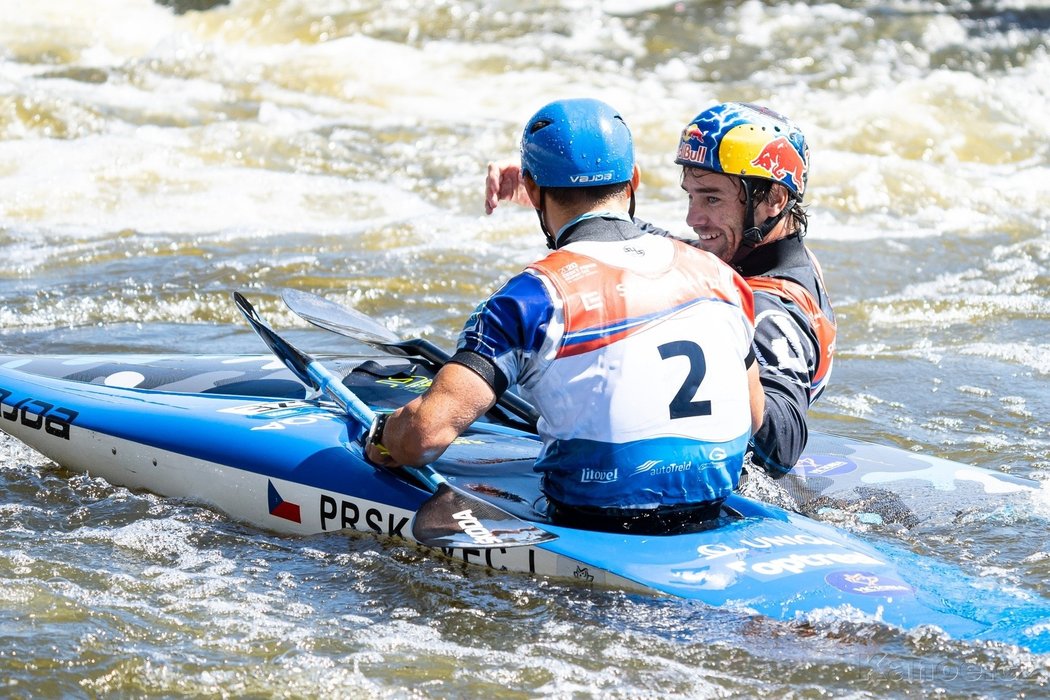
(750, 136), (806, 193)
(677, 142), (707, 163)
(683, 124), (704, 141)
(676, 124), (708, 164)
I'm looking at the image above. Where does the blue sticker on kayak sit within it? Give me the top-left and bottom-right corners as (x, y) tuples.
(794, 455), (858, 477)
(826, 571), (914, 597)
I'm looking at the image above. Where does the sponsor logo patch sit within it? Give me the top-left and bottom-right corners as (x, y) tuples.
(557, 261), (599, 283)
(581, 467), (617, 483)
(452, 509), (502, 546)
(0, 387), (78, 440)
(573, 566), (595, 582)
(221, 400), (313, 416)
(631, 460), (662, 476)
(569, 172), (614, 184)
(677, 143), (707, 163)
(751, 136), (806, 190)
(825, 571), (914, 597)
(632, 460), (694, 477)
(793, 455), (858, 477)
(377, 375), (431, 394)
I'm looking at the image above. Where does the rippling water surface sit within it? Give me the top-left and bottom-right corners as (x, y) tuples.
(1, 1), (1048, 697)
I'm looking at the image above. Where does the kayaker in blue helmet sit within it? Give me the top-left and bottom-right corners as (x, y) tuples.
(485, 102), (835, 479)
(367, 98), (764, 534)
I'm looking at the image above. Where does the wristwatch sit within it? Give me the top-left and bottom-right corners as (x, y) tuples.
(367, 412), (390, 456)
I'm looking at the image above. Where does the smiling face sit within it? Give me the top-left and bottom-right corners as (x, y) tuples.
(681, 167), (793, 262)
(680, 168), (748, 262)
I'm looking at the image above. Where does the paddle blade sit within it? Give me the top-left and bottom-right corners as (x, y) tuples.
(281, 288), (538, 431)
(281, 288), (402, 346)
(234, 292), (318, 391)
(412, 483), (557, 549)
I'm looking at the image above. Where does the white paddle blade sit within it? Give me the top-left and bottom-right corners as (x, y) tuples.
(281, 288), (401, 345)
(412, 483), (557, 549)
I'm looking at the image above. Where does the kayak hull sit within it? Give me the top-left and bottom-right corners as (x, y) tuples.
(1, 354), (1046, 652)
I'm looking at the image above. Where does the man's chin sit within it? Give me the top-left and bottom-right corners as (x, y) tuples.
(694, 237), (733, 262)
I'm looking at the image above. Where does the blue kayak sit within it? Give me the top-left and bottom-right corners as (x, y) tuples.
(0, 352), (1047, 653)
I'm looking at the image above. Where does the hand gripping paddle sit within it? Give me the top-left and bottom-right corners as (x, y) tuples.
(233, 291), (555, 550)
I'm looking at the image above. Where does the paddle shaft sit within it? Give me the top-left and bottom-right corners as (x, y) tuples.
(301, 358), (441, 491)
(232, 291), (441, 488)
(235, 291), (556, 548)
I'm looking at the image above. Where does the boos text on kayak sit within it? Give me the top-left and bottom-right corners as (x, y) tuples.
(0, 387), (79, 440)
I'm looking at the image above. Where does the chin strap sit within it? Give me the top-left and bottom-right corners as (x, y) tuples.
(740, 179), (796, 248)
(537, 185), (637, 251)
(536, 189), (557, 250)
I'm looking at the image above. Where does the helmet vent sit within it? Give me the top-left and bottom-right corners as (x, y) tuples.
(529, 119), (552, 134)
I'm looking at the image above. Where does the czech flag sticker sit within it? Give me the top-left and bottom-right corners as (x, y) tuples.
(268, 480), (302, 524)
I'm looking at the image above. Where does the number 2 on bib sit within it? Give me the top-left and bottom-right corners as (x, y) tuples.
(658, 340), (712, 419)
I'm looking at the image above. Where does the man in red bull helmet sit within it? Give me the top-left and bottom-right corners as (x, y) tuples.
(370, 98), (764, 533)
(671, 103), (835, 479)
(485, 102), (835, 480)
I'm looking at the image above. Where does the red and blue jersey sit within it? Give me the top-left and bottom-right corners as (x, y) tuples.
(455, 219), (756, 510)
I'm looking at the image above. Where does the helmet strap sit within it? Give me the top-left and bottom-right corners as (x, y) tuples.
(740, 179), (796, 248)
(740, 179), (762, 247)
(536, 189), (557, 250)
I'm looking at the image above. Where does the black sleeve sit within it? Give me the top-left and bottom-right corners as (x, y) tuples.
(448, 349), (508, 397)
(747, 293), (819, 477)
(750, 373), (809, 477)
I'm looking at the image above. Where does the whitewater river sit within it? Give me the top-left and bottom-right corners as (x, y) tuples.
(1, 0), (1048, 697)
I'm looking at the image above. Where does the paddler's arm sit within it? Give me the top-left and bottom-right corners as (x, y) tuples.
(369, 270), (545, 469)
(365, 362), (496, 468)
(747, 294), (817, 477)
(747, 361), (764, 435)
(750, 378), (807, 478)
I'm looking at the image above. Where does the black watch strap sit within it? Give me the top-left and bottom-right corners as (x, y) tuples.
(368, 412), (390, 451)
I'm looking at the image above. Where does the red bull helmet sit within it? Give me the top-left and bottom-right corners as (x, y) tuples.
(675, 102), (809, 200)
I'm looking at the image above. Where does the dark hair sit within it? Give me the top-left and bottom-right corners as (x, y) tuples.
(542, 181), (631, 209)
(743, 178), (809, 236)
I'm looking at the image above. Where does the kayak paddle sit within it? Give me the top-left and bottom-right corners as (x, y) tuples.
(233, 291), (556, 550)
(280, 288), (540, 430)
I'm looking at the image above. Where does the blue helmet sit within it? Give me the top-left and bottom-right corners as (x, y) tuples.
(520, 98), (634, 188)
